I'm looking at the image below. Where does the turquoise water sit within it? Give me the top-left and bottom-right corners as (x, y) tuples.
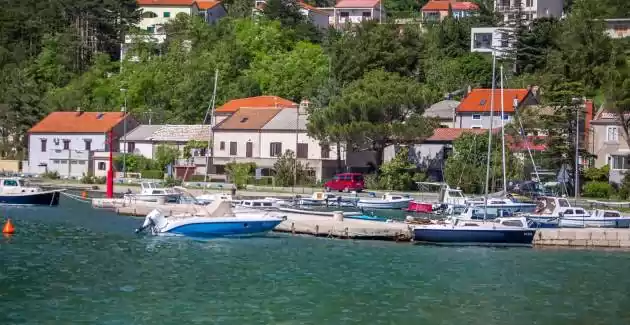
(1, 199), (630, 324)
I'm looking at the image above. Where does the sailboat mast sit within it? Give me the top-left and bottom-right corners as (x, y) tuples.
(500, 65), (507, 194)
(483, 53), (497, 220)
(204, 69), (219, 182)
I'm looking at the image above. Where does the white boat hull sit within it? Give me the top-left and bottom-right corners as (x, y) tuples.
(357, 199), (412, 209)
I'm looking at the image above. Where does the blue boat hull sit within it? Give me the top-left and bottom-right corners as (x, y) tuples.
(414, 228), (536, 245)
(0, 190), (61, 206)
(165, 220), (282, 238)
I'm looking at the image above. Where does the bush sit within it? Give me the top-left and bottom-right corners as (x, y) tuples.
(42, 170), (60, 179)
(142, 170), (164, 179)
(226, 162), (256, 189)
(584, 165), (609, 182)
(188, 175), (207, 182)
(582, 181), (614, 198)
(163, 177), (182, 187)
(618, 172), (630, 200)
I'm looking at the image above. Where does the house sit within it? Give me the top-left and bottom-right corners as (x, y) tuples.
(455, 88), (538, 129)
(119, 124), (211, 176)
(212, 106), (343, 180)
(253, 1), (330, 29)
(26, 111), (138, 178)
(421, 0), (479, 22)
(319, 0), (385, 28)
(470, 27), (514, 57)
(494, 0), (563, 26)
(589, 108), (629, 184)
(605, 18), (630, 39)
(121, 0), (227, 60)
(423, 100), (460, 128)
(214, 95), (297, 125)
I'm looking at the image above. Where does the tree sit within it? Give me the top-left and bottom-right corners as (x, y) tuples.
(377, 147), (423, 191)
(262, 0), (321, 43)
(514, 18), (560, 75)
(225, 162), (255, 189)
(273, 150), (313, 186)
(310, 69), (437, 167)
(154, 145), (180, 172)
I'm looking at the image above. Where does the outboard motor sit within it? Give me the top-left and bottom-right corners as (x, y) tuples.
(135, 209), (168, 235)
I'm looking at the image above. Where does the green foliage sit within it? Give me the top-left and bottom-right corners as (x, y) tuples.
(584, 165), (610, 182)
(80, 174), (106, 184)
(374, 147), (426, 191)
(154, 145), (180, 172)
(273, 150), (313, 187)
(163, 176), (182, 187)
(182, 140), (208, 160)
(41, 170), (60, 180)
(114, 154), (155, 173)
(444, 132), (524, 194)
(617, 172), (630, 200)
(142, 170), (165, 179)
(225, 162), (256, 189)
(582, 181), (614, 198)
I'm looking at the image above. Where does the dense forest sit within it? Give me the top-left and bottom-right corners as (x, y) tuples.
(0, 0), (629, 179)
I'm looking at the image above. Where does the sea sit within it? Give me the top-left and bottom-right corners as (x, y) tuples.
(1, 197), (630, 325)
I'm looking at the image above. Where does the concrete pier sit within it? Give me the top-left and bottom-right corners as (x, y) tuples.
(534, 228), (630, 248)
(276, 213), (413, 241)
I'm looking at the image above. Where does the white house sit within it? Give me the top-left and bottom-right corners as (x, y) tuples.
(253, 1), (330, 30)
(494, 0), (563, 25)
(319, 0), (385, 28)
(27, 111), (138, 178)
(212, 103), (343, 180)
(470, 27), (514, 57)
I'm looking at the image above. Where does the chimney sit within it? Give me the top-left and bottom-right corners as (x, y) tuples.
(513, 96), (519, 109)
(467, 85), (472, 94)
(532, 86), (539, 97)
(76, 107), (83, 116)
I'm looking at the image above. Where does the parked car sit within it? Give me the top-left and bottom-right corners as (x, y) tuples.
(324, 173), (364, 192)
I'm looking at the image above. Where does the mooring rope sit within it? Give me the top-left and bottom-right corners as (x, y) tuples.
(60, 192), (92, 204)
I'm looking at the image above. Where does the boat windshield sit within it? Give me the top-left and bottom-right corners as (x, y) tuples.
(448, 190), (463, 198)
(558, 198), (570, 207)
(2, 179), (20, 187)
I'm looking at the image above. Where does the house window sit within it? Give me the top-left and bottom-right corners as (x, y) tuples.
(297, 143), (308, 159)
(98, 162), (107, 170)
(246, 142), (253, 158)
(84, 139), (92, 151)
(503, 114), (510, 120)
(472, 114), (481, 120)
(340, 12), (349, 17)
(147, 26), (155, 33)
(611, 155), (629, 170)
(41, 139), (47, 152)
(163, 12), (171, 18)
(63, 139), (70, 150)
(607, 126), (619, 142)
(526, 0), (533, 7)
(219, 141), (225, 150)
(362, 12), (371, 18)
(141, 11), (158, 18)
(321, 144), (330, 159)
(127, 142), (136, 153)
(229, 142), (237, 156)
(270, 142), (282, 157)
(471, 126), (482, 129)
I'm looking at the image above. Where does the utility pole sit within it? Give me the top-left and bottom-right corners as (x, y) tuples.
(67, 149), (72, 179)
(204, 69), (219, 181)
(120, 88), (128, 178)
(483, 52), (497, 220)
(575, 100), (580, 202)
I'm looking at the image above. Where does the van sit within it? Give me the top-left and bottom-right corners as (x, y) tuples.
(324, 173), (364, 192)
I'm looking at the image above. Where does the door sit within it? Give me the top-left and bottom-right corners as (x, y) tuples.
(246, 142), (253, 158)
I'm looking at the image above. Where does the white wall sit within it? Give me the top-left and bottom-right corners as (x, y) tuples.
(138, 5), (198, 31)
(213, 131), (261, 159)
(119, 141), (154, 159)
(471, 27), (513, 57)
(301, 9), (330, 29)
(28, 133), (107, 177)
(331, 7), (384, 26)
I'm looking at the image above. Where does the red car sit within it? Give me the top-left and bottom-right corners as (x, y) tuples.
(324, 173), (364, 192)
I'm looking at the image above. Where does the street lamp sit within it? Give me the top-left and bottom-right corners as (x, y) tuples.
(294, 99), (310, 192)
(120, 88), (128, 178)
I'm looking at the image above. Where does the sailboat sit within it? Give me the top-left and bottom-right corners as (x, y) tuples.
(414, 62), (537, 246)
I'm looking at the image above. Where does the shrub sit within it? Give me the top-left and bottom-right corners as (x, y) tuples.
(189, 175), (207, 182)
(163, 177), (182, 187)
(142, 170), (164, 179)
(582, 181), (614, 198)
(42, 170), (60, 179)
(618, 172), (630, 200)
(79, 174), (107, 184)
(584, 165), (609, 182)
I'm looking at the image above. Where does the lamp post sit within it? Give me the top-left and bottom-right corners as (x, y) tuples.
(120, 88), (128, 178)
(294, 100), (309, 192)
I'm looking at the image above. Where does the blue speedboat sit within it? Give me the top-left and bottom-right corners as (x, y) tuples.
(346, 214), (389, 222)
(413, 217), (536, 246)
(136, 201), (284, 237)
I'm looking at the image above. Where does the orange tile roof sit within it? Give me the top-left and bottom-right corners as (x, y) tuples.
(29, 112), (128, 133)
(422, 0), (478, 11)
(426, 128), (488, 142)
(137, 0), (196, 6)
(216, 96), (296, 114)
(215, 108), (282, 130)
(196, 0), (221, 9)
(300, 2), (330, 15)
(457, 89), (531, 113)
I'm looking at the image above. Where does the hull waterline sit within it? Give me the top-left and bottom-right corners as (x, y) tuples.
(0, 190), (61, 206)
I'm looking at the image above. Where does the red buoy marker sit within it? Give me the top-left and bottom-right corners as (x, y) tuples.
(3, 219), (15, 234)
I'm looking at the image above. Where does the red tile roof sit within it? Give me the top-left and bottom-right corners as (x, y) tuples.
(29, 112), (128, 133)
(422, 0), (479, 11)
(508, 136), (547, 152)
(457, 89), (531, 113)
(196, 0), (221, 9)
(426, 128), (488, 142)
(336, 0), (381, 9)
(215, 108), (282, 130)
(216, 96), (296, 114)
(300, 2), (330, 15)
(137, 0), (196, 5)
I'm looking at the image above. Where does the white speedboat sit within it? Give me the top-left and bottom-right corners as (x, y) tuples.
(195, 192), (233, 204)
(126, 182), (182, 203)
(357, 193), (412, 209)
(0, 177), (62, 206)
(559, 209), (630, 228)
(297, 191), (358, 207)
(234, 198), (287, 211)
(135, 200), (285, 237)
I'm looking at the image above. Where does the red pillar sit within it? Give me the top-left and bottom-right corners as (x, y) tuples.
(106, 129), (114, 198)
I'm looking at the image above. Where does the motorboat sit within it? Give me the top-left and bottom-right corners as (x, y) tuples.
(135, 199), (285, 238)
(357, 193), (413, 209)
(0, 177), (62, 206)
(446, 203), (558, 228)
(559, 209), (630, 228)
(126, 182), (183, 203)
(466, 197), (537, 214)
(413, 216), (537, 246)
(407, 182), (468, 214)
(297, 191), (359, 207)
(523, 196), (577, 227)
(195, 192), (233, 204)
(233, 198), (287, 211)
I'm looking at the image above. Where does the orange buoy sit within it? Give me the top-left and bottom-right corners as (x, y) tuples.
(81, 191), (88, 199)
(3, 219), (15, 234)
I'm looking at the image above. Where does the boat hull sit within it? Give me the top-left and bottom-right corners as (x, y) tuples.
(0, 190), (61, 206)
(357, 199), (412, 209)
(414, 226), (536, 245)
(406, 201), (433, 213)
(160, 219), (283, 237)
(559, 218), (630, 228)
